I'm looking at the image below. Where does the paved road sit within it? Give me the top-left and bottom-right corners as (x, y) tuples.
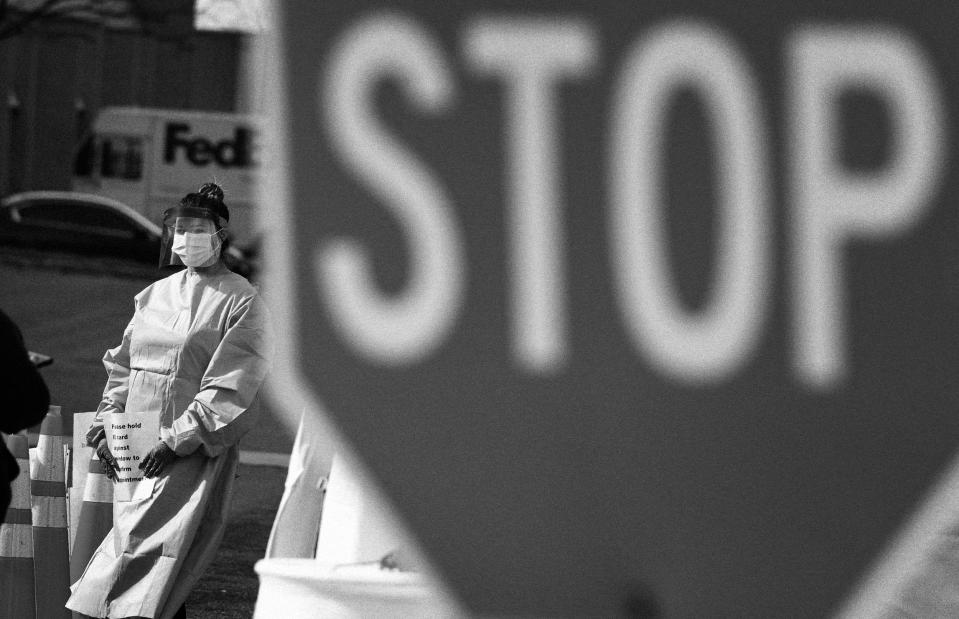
(0, 256), (296, 455)
(188, 463), (288, 618)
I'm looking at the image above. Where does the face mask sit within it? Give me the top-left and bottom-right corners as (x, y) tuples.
(172, 231), (221, 267)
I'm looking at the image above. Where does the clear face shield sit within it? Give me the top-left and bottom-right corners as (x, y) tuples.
(159, 206), (227, 269)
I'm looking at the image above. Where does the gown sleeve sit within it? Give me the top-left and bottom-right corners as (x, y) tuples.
(164, 293), (274, 457)
(89, 312), (136, 437)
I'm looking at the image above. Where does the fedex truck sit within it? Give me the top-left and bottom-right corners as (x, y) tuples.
(72, 107), (259, 245)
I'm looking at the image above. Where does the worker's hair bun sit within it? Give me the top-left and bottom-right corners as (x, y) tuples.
(198, 182), (225, 204)
(178, 181), (229, 222)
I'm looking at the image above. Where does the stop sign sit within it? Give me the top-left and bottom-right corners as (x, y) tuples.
(268, 2), (959, 616)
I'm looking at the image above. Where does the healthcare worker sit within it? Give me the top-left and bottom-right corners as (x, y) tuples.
(66, 183), (273, 619)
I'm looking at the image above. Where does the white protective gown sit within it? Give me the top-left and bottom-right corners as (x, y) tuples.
(66, 264), (273, 619)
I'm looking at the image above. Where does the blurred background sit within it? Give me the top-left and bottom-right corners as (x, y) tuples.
(0, 0), (275, 441)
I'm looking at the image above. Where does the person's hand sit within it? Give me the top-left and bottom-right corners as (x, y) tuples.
(96, 438), (120, 481)
(86, 426), (106, 449)
(139, 442), (176, 478)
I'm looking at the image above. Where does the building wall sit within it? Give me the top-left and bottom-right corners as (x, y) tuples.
(0, 16), (242, 196)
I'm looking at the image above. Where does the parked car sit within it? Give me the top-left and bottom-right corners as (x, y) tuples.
(0, 191), (255, 278)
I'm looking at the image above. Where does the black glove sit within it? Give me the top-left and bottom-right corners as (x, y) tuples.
(86, 426), (106, 449)
(140, 441), (177, 478)
(96, 438), (120, 481)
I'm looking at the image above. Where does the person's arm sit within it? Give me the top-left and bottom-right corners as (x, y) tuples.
(83, 310), (136, 482)
(85, 314), (135, 448)
(0, 308), (49, 433)
(163, 294), (274, 458)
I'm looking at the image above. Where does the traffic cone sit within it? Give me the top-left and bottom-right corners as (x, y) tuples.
(69, 451), (113, 588)
(1, 432), (37, 618)
(68, 412), (97, 554)
(30, 407), (71, 618)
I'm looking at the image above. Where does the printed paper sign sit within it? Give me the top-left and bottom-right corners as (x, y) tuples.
(104, 411), (160, 502)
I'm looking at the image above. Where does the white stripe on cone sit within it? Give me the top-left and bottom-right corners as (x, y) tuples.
(0, 524), (33, 558)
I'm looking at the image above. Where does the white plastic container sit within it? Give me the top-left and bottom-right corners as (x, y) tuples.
(253, 559), (464, 618)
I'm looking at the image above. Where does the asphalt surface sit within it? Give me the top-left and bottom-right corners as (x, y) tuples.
(188, 463), (287, 618)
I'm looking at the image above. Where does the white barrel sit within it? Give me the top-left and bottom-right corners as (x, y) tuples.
(315, 453), (403, 564)
(253, 559), (463, 618)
